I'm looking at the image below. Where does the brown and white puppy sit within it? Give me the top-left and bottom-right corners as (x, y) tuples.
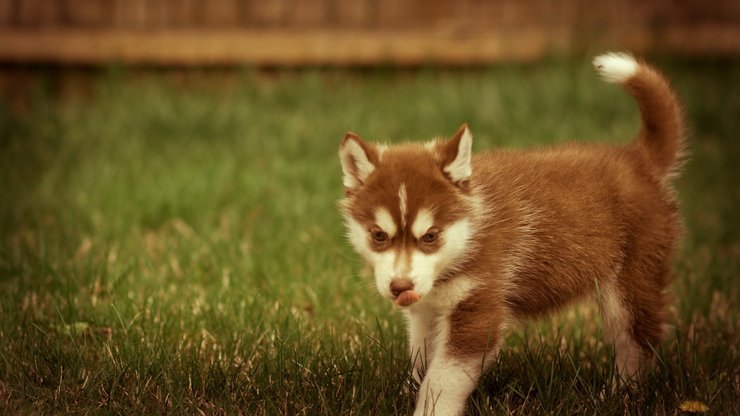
(338, 52), (685, 416)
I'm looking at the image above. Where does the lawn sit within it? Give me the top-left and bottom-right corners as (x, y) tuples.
(0, 57), (738, 415)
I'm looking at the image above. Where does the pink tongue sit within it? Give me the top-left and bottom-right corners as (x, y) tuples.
(395, 290), (421, 306)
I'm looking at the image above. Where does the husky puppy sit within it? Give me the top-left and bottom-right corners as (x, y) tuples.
(338, 53), (685, 416)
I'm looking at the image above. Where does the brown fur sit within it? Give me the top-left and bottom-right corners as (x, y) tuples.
(445, 141), (682, 357)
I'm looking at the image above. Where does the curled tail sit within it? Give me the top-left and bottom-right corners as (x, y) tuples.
(593, 52), (686, 178)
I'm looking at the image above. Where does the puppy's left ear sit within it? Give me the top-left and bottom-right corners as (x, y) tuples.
(441, 123), (473, 190)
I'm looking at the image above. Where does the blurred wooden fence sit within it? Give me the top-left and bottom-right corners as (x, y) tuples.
(0, 0), (738, 65)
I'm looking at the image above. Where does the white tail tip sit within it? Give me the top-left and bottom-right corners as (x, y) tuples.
(593, 52), (638, 84)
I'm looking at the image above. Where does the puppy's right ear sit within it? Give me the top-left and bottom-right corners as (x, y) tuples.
(339, 132), (378, 194)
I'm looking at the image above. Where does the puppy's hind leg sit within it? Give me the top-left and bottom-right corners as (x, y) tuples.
(598, 266), (670, 382)
(598, 278), (644, 380)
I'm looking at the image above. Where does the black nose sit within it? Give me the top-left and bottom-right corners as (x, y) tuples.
(389, 278), (414, 297)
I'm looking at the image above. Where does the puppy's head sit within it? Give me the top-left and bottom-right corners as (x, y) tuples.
(338, 124), (477, 307)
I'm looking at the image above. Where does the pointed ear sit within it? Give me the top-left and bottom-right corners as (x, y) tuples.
(339, 132), (379, 193)
(441, 123), (473, 189)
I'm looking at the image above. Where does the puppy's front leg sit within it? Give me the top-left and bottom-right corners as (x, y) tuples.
(404, 304), (438, 384)
(414, 304), (503, 416)
(414, 349), (483, 416)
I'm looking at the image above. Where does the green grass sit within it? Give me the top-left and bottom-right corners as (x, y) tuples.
(1, 57), (738, 415)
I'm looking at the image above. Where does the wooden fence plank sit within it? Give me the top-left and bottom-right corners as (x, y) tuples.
(377, 0), (419, 28)
(65, 0), (110, 27)
(161, 0), (201, 27)
(246, 0), (288, 26)
(0, 28), (555, 65)
(0, 0), (14, 25)
(201, 0), (240, 26)
(1, 25), (737, 66)
(289, 0), (327, 27)
(113, 0), (147, 28)
(16, 0), (60, 26)
(335, 0), (371, 27)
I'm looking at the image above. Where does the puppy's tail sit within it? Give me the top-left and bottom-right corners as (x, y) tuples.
(593, 52), (685, 178)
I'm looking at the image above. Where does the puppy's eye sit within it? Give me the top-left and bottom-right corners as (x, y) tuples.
(421, 229), (439, 244)
(371, 228), (389, 243)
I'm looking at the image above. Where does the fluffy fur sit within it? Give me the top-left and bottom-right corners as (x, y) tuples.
(338, 52), (685, 416)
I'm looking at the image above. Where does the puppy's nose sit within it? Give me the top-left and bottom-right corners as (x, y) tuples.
(389, 278), (414, 297)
